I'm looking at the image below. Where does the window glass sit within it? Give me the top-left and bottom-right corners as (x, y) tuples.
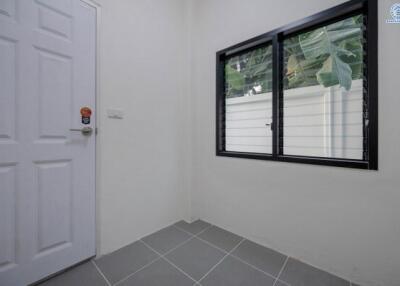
(283, 15), (364, 159)
(224, 45), (273, 154)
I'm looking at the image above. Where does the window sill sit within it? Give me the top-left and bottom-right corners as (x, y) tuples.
(216, 151), (374, 170)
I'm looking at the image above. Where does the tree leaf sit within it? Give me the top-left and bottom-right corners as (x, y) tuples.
(225, 65), (245, 97)
(297, 16), (362, 90)
(316, 55), (353, 90)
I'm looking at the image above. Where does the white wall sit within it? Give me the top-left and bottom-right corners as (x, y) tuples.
(96, 0), (191, 255)
(188, 1), (400, 286)
(94, 1), (400, 285)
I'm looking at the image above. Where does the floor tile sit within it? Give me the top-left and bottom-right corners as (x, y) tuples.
(275, 280), (291, 286)
(165, 237), (226, 280)
(95, 240), (159, 284)
(142, 225), (192, 254)
(118, 258), (194, 286)
(200, 256), (275, 286)
(174, 220), (211, 235)
(37, 222), (357, 286)
(197, 226), (242, 252)
(279, 258), (350, 286)
(231, 239), (287, 277)
(38, 262), (108, 286)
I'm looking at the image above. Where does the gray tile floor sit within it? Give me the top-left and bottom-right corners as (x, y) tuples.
(38, 220), (361, 286)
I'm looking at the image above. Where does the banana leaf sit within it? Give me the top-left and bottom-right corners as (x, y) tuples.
(285, 15), (363, 91)
(298, 16), (362, 90)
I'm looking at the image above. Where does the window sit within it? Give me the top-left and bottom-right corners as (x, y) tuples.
(224, 45), (273, 154)
(216, 0), (378, 169)
(282, 15), (365, 160)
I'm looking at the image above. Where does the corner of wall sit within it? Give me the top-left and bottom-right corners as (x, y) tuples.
(179, 0), (196, 223)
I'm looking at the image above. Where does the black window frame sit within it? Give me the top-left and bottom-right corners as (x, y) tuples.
(216, 0), (378, 170)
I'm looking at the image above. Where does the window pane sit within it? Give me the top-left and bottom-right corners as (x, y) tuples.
(283, 15), (364, 159)
(225, 45), (273, 154)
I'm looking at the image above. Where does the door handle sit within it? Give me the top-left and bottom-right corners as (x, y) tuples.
(69, 127), (93, 136)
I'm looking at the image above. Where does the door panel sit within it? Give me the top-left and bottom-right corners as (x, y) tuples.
(0, 1), (96, 285)
(0, 0), (16, 21)
(35, 160), (72, 257)
(0, 2), (20, 284)
(36, 48), (72, 139)
(0, 37), (16, 140)
(38, 6), (72, 41)
(0, 165), (17, 272)
(36, 0), (73, 17)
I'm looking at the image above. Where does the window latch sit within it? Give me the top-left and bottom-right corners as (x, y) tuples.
(265, 122), (273, 131)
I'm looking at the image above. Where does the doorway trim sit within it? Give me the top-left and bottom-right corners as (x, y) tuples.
(79, 0), (102, 260)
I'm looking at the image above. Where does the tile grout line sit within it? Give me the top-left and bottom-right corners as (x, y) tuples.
(173, 223), (213, 238)
(105, 223), (212, 286)
(140, 239), (198, 284)
(113, 236), (197, 285)
(162, 256), (198, 283)
(230, 253), (282, 281)
(195, 235), (229, 254)
(197, 238), (246, 284)
(173, 223), (239, 254)
(150, 235), (196, 257)
(112, 227), (198, 286)
(73, 221), (344, 286)
(91, 260), (112, 286)
(95, 222), (291, 286)
(115, 222), (292, 286)
(113, 256), (162, 286)
(175, 223), (289, 284)
(272, 256), (290, 286)
(173, 224), (231, 254)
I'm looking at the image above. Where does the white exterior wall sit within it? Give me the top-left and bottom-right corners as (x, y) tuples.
(226, 80), (363, 159)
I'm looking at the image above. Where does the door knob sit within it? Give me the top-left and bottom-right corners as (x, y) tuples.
(69, 127), (93, 136)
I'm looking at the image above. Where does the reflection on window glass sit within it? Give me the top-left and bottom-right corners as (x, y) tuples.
(283, 15), (364, 159)
(224, 45), (273, 154)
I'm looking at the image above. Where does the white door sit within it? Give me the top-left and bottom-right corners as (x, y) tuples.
(0, 0), (96, 285)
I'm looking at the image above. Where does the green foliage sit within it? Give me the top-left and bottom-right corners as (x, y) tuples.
(225, 46), (272, 98)
(224, 15), (364, 98)
(285, 15), (363, 91)
(225, 65), (245, 92)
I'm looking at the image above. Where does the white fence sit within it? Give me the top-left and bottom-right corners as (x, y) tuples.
(225, 79), (363, 159)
